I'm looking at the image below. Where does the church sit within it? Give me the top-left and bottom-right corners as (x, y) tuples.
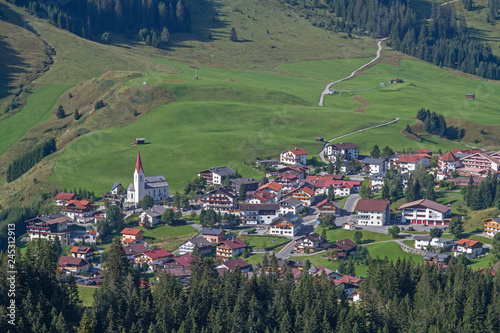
(127, 151), (169, 204)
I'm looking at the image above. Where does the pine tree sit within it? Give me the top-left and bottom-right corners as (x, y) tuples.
(230, 27), (238, 41)
(327, 161), (334, 174)
(56, 105), (65, 118)
(327, 185), (335, 201)
(238, 184), (246, 201)
(74, 108), (81, 120)
(160, 27), (170, 44)
(371, 145), (380, 158)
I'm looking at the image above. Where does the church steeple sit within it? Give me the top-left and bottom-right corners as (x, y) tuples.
(136, 150), (144, 173)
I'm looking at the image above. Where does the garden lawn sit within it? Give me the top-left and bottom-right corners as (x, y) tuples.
(0, 85), (70, 156)
(318, 226), (393, 244)
(365, 241), (424, 264)
(138, 224), (198, 252)
(244, 253), (266, 267)
(468, 254), (497, 271)
(78, 285), (97, 307)
(239, 235), (289, 250)
(289, 252), (370, 277)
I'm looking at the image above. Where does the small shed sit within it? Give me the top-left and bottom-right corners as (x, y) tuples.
(316, 136), (324, 142)
(466, 94), (475, 100)
(135, 138), (145, 145)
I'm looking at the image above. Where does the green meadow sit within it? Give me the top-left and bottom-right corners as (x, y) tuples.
(0, 85), (70, 155)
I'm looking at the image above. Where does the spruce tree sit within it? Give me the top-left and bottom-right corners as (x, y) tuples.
(230, 27), (238, 41)
(56, 105), (65, 118)
(327, 185), (335, 201)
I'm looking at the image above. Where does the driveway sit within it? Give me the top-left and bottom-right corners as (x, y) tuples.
(343, 194), (360, 213)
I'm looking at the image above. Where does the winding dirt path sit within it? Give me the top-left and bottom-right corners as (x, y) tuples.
(319, 38), (387, 106)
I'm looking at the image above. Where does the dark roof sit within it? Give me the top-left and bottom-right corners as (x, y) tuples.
(279, 197), (303, 206)
(111, 182), (121, 192)
(331, 142), (359, 150)
(184, 236), (212, 248)
(143, 205), (167, 217)
(218, 238), (247, 250)
(230, 177), (258, 185)
(124, 243), (149, 256)
(423, 253), (450, 262)
(398, 199), (450, 213)
(210, 166), (237, 177)
(358, 157), (386, 165)
(334, 239), (357, 251)
(205, 186), (237, 199)
(58, 256), (89, 267)
(144, 175), (169, 189)
(356, 199), (390, 212)
(200, 228), (225, 236)
(26, 213), (71, 225)
(223, 258), (251, 270)
(239, 203), (279, 212)
(414, 236), (432, 241)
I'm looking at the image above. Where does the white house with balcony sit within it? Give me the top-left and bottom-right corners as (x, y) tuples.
(280, 148), (308, 165)
(398, 199), (452, 226)
(268, 213), (303, 237)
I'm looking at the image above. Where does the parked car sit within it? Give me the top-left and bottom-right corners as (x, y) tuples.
(408, 227), (415, 231)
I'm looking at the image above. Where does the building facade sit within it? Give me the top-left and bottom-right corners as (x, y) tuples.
(127, 151), (169, 204)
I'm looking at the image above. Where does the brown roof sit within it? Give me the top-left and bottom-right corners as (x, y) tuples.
(258, 182), (283, 192)
(355, 199), (390, 212)
(398, 199), (450, 213)
(250, 190), (276, 202)
(69, 246), (94, 254)
(396, 154), (429, 163)
(54, 192), (76, 200)
(218, 238), (247, 250)
(440, 151), (459, 162)
(65, 200), (93, 210)
(143, 249), (173, 259)
(334, 239), (357, 252)
(173, 253), (192, 267)
(223, 258), (251, 270)
(331, 142), (359, 150)
(456, 239), (483, 248)
(58, 256), (89, 267)
(121, 228), (143, 236)
(316, 199), (340, 209)
(282, 148), (308, 155)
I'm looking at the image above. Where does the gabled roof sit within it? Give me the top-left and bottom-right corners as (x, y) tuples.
(209, 166), (237, 177)
(336, 275), (363, 286)
(456, 239), (483, 248)
(279, 197), (303, 206)
(239, 203), (279, 212)
(415, 148), (433, 154)
(258, 182), (283, 192)
(65, 200), (93, 210)
(398, 199), (450, 213)
(173, 253), (192, 267)
(330, 142), (359, 150)
(358, 157), (386, 165)
(205, 186), (237, 199)
(111, 182), (121, 192)
(423, 252), (450, 262)
(124, 243), (149, 256)
(334, 239), (357, 252)
(285, 185), (315, 197)
(249, 190), (276, 203)
(222, 258), (251, 270)
(183, 236), (212, 248)
(121, 228), (143, 236)
(306, 174), (344, 181)
(58, 256), (89, 267)
(143, 205), (167, 217)
(439, 151), (459, 162)
(270, 213), (302, 227)
(69, 246), (94, 254)
(217, 238), (247, 250)
(282, 148), (308, 155)
(54, 192), (76, 201)
(200, 228), (225, 236)
(395, 154), (429, 163)
(230, 177), (258, 185)
(356, 199), (390, 212)
(316, 199), (340, 209)
(142, 249), (173, 259)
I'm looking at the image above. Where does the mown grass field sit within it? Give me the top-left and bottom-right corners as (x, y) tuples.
(239, 235), (289, 250)
(317, 226), (393, 244)
(138, 224), (199, 252)
(77, 285), (97, 307)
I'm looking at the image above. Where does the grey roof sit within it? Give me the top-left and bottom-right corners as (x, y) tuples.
(183, 236), (211, 248)
(205, 186), (237, 199)
(423, 252), (450, 262)
(143, 205), (167, 218)
(200, 228), (225, 236)
(279, 212), (302, 227)
(127, 182), (134, 191)
(210, 166), (236, 177)
(279, 197), (303, 206)
(369, 174), (384, 180)
(491, 217), (500, 223)
(124, 243), (148, 256)
(358, 157), (386, 165)
(145, 175), (169, 188)
(414, 236), (432, 241)
(239, 203), (280, 212)
(330, 142), (359, 149)
(231, 177), (259, 185)
(111, 182), (121, 192)
(433, 238), (455, 244)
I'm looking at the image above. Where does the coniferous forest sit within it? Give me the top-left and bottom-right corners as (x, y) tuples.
(1, 237), (499, 332)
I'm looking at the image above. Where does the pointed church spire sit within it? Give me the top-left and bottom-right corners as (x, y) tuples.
(136, 150), (144, 173)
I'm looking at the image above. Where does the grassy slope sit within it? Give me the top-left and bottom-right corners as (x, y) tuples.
(138, 224), (199, 252)
(77, 285), (97, 307)
(239, 235), (289, 249)
(318, 226), (393, 244)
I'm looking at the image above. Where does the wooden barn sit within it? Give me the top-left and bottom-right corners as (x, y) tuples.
(135, 138), (145, 144)
(466, 94), (475, 100)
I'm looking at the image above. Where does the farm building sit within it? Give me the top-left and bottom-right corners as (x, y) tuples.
(135, 138), (145, 144)
(466, 94), (475, 100)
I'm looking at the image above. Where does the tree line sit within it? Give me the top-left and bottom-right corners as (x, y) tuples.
(6, 138), (56, 182)
(463, 172), (500, 210)
(8, 0), (191, 47)
(415, 108), (465, 140)
(279, 0), (500, 80)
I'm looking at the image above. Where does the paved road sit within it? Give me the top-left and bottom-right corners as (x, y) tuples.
(319, 38), (387, 106)
(343, 194), (360, 213)
(318, 117), (399, 163)
(276, 212), (320, 259)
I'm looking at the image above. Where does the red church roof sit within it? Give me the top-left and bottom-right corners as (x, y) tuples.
(136, 150), (144, 173)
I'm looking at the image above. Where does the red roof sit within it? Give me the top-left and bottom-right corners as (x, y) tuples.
(415, 148), (433, 154)
(65, 200), (93, 210)
(58, 256), (88, 267)
(356, 199), (390, 212)
(456, 239), (483, 248)
(54, 192), (76, 201)
(324, 180), (361, 189)
(316, 199), (339, 208)
(258, 182), (283, 192)
(173, 253), (192, 267)
(284, 148), (308, 155)
(69, 246), (94, 254)
(285, 185), (315, 197)
(143, 248), (173, 259)
(396, 154), (429, 163)
(121, 228), (143, 236)
(218, 238), (247, 250)
(335, 275), (364, 286)
(452, 148), (483, 155)
(440, 151), (459, 162)
(250, 190), (276, 203)
(136, 150), (144, 173)
(88, 231), (97, 235)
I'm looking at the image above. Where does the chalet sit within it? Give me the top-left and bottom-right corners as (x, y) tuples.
(310, 265), (343, 279)
(294, 233), (325, 253)
(121, 228), (144, 245)
(136, 249), (173, 269)
(140, 205), (166, 228)
(306, 174), (344, 181)
(330, 239), (357, 259)
(390, 154), (430, 173)
(334, 275), (364, 298)
(453, 239), (483, 258)
(438, 151), (461, 172)
(268, 213), (303, 237)
(54, 192), (76, 206)
(94, 210), (106, 222)
(26, 213), (71, 244)
(58, 256), (91, 275)
(216, 238), (248, 260)
(124, 243), (149, 260)
(201, 186), (237, 213)
(257, 182), (283, 199)
(64, 200), (95, 223)
(230, 177), (260, 193)
(414, 236), (432, 249)
(280, 148), (308, 165)
(274, 174), (299, 191)
(466, 93), (475, 100)
(135, 138), (145, 144)
(356, 199), (390, 226)
(158, 267), (192, 285)
(423, 252), (451, 264)
(278, 165), (308, 179)
(369, 174), (384, 191)
(325, 180), (362, 197)
(358, 157), (388, 176)
(316, 199), (341, 218)
(198, 166), (237, 185)
(200, 228), (226, 243)
(216, 258), (252, 272)
(484, 217), (500, 237)
(245, 190), (277, 204)
(398, 199), (452, 226)
(69, 246), (95, 260)
(278, 197), (303, 215)
(110, 182), (122, 195)
(281, 185), (316, 206)
(164, 253), (193, 268)
(415, 148), (433, 155)
(238, 203), (280, 224)
(178, 236), (212, 255)
(326, 142), (359, 160)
